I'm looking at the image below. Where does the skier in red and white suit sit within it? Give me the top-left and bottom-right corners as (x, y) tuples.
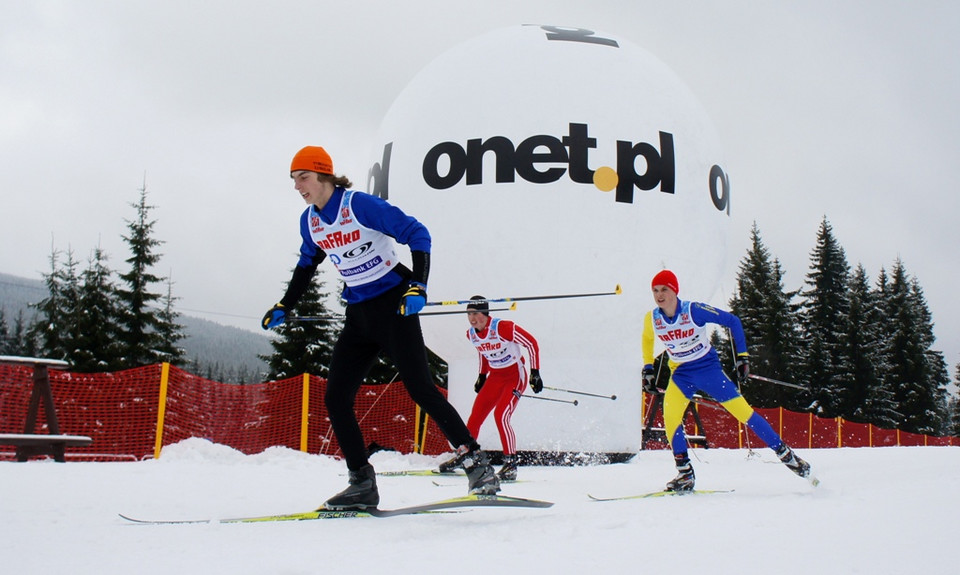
(460, 296), (542, 481)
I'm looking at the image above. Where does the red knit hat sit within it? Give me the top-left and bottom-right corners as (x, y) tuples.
(651, 269), (679, 294)
(290, 146), (334, 175)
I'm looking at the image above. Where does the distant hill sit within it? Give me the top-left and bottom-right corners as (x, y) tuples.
(0, 272), (272, 381)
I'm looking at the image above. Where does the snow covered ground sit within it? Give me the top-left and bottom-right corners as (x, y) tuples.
(2, 440), (956, 575)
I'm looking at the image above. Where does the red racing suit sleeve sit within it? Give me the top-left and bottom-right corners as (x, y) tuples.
(497, 320), (540, 370)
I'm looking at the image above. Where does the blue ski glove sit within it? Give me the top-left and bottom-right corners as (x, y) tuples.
(398, 282), (427, 316)
(262, 303), (287, 330)
(529, 369), (543, 394)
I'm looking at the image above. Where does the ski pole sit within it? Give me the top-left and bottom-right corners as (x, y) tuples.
(690, 394), (725, 412)
(727, 328), (753, 453)
(421, 302), (517, 316)
(426, 284), (621, 307)
(747, 373), (809, 390)
(513, 390), (578, 406)
(290, 303), (518, 321)
(542, 386), (616, 400)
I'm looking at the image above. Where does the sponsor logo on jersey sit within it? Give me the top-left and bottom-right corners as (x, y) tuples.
(658, 328), (695, 342)
(342, 241), (373, 259)
(316, 229), (362, 251)
(341, 256), (384, 277)
(477, 342), (503, 352)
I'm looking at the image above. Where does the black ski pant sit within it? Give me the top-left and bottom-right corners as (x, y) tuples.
(325, 282), (477, 471)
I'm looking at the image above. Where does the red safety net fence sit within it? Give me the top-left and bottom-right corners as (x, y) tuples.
(0, 363), (452, 461)
(2, 363), (956, 462)
(641, 392), (957, 450)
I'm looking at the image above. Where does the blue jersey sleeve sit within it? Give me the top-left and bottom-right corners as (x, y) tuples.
(349, 192), (431, 252)
(689, 301), (748, 355)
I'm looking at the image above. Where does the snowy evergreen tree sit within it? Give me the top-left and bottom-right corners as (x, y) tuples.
(29, 246), (81, 362)
(797, 217), (855, 418)
(728, 223), (804, 409)
(262, 268), (341, 380)
(0, 309), (10, 354)
(845, 264), (899, 427)
(879, 259), (950, 434)
(153, 277), (186, 366)
(950, 364), (960, 436)
(2, 309), (38, 357)
(115, 182), (184, 368)
(71, 246), (124, 372)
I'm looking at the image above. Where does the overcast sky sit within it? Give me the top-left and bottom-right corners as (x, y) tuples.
(2, 1), (958, 374)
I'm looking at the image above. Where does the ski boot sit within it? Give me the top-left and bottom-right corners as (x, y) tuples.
(323, 463), (380, 510)
(497, 454), (519, 481)
(665, 458), (695, 492)
(437, 449), (466, 474)
(459, 446), (500, 495)
(776, 444), (811, 478)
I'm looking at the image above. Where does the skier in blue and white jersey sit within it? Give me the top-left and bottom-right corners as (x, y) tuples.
(641, 269), (813, 491)
(262, 145), (499, 510)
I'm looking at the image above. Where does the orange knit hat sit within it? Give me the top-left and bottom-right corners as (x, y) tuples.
(651, 269), (679, 294)
(290, 146), (334, 175)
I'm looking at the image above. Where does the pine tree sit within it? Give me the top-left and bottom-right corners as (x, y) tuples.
(262, 268), (341, 380)
(30, 246), (81, 362)
(880, 259), (950, 434)
(71, 246), (124, 372)
(153, 277), (186, 366)
(115, 181), (183, 368)
(7, 309), (38, 356)
(797, 217), (855, 418)
(845, 264), (899, 427)
(950, 364), (960, 436)
(0, 309), (9, 354)
(728, 223), (803, 409)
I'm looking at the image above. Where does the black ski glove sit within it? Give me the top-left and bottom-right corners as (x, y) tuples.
(736, 354), (750, 385)
(474, 373), (487, 393)
(529, 369), (543, 394)
(642, 365), (657, 393)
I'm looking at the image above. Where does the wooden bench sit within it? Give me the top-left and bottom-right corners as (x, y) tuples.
(0, 433), (93, 461)
(0, 355), (93, 462)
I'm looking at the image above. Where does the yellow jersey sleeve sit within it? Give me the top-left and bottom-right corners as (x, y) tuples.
(641, 310), (655, 366)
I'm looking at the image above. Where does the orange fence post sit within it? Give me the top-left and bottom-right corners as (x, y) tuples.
(300, 373), (311, 452)
(808, 413), (813, 449)
(414, 405), (428, 455)
(153, 362), (170, 459)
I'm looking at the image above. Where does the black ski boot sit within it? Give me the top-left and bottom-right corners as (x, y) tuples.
(460, 447), (500, 495)
(437, 449), (466, 474)
(323, 463), (380, 510)
(497, 454), (519, 481)
(776, 444), (811, 478)
(665, 457), (695, 492)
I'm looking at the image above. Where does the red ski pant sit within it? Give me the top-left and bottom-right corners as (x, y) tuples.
(466, 362), (528, 455)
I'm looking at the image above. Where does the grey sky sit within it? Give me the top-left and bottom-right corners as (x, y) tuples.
(2, 1), (958, 374)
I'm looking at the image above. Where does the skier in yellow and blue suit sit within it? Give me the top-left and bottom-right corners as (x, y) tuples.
(641, 269), (813, 491)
